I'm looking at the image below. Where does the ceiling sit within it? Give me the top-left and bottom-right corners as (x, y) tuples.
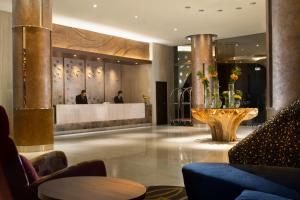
(0, 0), (266, 46)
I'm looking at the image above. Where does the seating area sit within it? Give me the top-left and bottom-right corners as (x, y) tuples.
(183, 99), (300, 200)
(1, 0), (300, 199)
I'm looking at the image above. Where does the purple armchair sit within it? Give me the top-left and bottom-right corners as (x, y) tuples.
(0, 106), (107, 200)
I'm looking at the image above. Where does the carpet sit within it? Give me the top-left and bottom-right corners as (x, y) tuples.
(144, 186), (187, 200)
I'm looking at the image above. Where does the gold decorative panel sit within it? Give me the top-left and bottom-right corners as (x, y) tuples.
(52, 24), (150, 60)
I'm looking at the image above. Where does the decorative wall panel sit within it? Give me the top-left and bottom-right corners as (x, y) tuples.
(86, 61), (104, 104)
(104, 63), (121, 102)
(64, 58), (85, 104)
(52, 24), (150, 60)
(52, 57), (64, 105)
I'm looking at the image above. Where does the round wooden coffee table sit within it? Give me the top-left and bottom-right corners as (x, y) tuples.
(38, 176), (146, 200)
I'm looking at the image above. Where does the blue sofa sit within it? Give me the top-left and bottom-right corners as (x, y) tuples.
(183, 99), (300, 200)
(183, 163), (300, 200)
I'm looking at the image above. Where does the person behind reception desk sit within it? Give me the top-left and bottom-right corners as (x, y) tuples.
(114, 90), (124, 104)
(76, 90), (88, 104)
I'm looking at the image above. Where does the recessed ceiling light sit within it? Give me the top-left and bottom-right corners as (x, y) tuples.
(187, 37), (191, 41)
(134, 15), (138, 19)
(235, 43), (239, 47)
(73, 54), (77, 57)
(217, 9), (223, 12)
(135, 62), (139, 65)
(236, 7), (242, 10)
(97, 57), (101, 60)
(173, 28), (178, 31)
(117, 60), (120, 63)
(250, 2), (257, 5)
(92, 4), (98, 8)
(185, 6), (191, 9)
(198, 9), (205, 12)
(256, 44), (260, 47)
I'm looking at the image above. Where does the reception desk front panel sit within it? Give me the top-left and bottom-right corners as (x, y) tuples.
(56, 103), (146, 125)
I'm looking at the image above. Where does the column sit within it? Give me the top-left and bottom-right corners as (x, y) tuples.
(12, 0), (53, 152)
(190, 34), (216, 108)
(267, 0), (300, 113)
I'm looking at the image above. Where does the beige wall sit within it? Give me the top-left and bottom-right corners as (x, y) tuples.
(121, 64), (152, 103)
(0, 11), (13, 130)
(151, 43), (175, 124)
(104, 63), (122, 102)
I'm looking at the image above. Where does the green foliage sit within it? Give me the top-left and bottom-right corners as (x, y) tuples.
(232, 66), (242, 76)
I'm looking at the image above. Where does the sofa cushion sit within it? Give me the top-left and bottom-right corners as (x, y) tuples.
(235, 190), (292, 200)
(182, 163), (300, 200)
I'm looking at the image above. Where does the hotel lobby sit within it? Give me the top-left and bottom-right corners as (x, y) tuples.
(0, 0), (299, 200)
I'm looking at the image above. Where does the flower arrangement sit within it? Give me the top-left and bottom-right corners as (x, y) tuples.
(234, 90), (243, 100)
(230, 66), (242, 83)
(196, 71), (209, 87)
(222, 91), (229, 98)
(208, 65), (218, 80)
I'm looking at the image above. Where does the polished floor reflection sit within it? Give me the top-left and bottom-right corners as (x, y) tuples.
(24, 126), (255, 186)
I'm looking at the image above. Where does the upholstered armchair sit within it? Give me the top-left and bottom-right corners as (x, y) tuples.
(0, 106), (107, 200)
(183, 99), (300, 200)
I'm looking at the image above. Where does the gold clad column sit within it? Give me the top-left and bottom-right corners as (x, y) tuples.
(189, 34), (216, 109)
(13, 0), (53, 152)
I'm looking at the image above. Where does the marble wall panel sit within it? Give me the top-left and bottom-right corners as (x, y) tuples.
(0, 11), (13, 132)
(121, 64), (151, 103)
(104, 63), (121, 102)
(64, 58), (85, 104)
(52, 57), (64, 105)
(86, 61), (104, 104)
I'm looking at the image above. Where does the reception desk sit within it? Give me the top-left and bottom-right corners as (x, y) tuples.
(55, 103), (152, 133)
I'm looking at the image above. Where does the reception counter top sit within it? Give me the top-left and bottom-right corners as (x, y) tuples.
(55, 103), (151, 133)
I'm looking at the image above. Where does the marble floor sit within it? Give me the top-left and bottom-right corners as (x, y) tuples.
(23, 125), (256, 187)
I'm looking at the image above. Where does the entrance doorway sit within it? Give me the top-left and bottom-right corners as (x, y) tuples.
(156, 81), (168, 125)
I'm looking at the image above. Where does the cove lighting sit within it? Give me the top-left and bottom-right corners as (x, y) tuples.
(53, 15), (169, 45)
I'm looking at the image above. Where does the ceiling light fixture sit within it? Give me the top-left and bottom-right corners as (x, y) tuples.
(235, 43), (239, 47)
(97, 57), (101, 60)
(73, 54), (77, 57)
(117, 60), (120, 63)
(134, 15), (138, 19)
(135, 62), (139, 65)
(92, 4), (98, 8)
(173, 28), (178, 31)
(187, 37), (191, 41)
(256, 44), (260, 47)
